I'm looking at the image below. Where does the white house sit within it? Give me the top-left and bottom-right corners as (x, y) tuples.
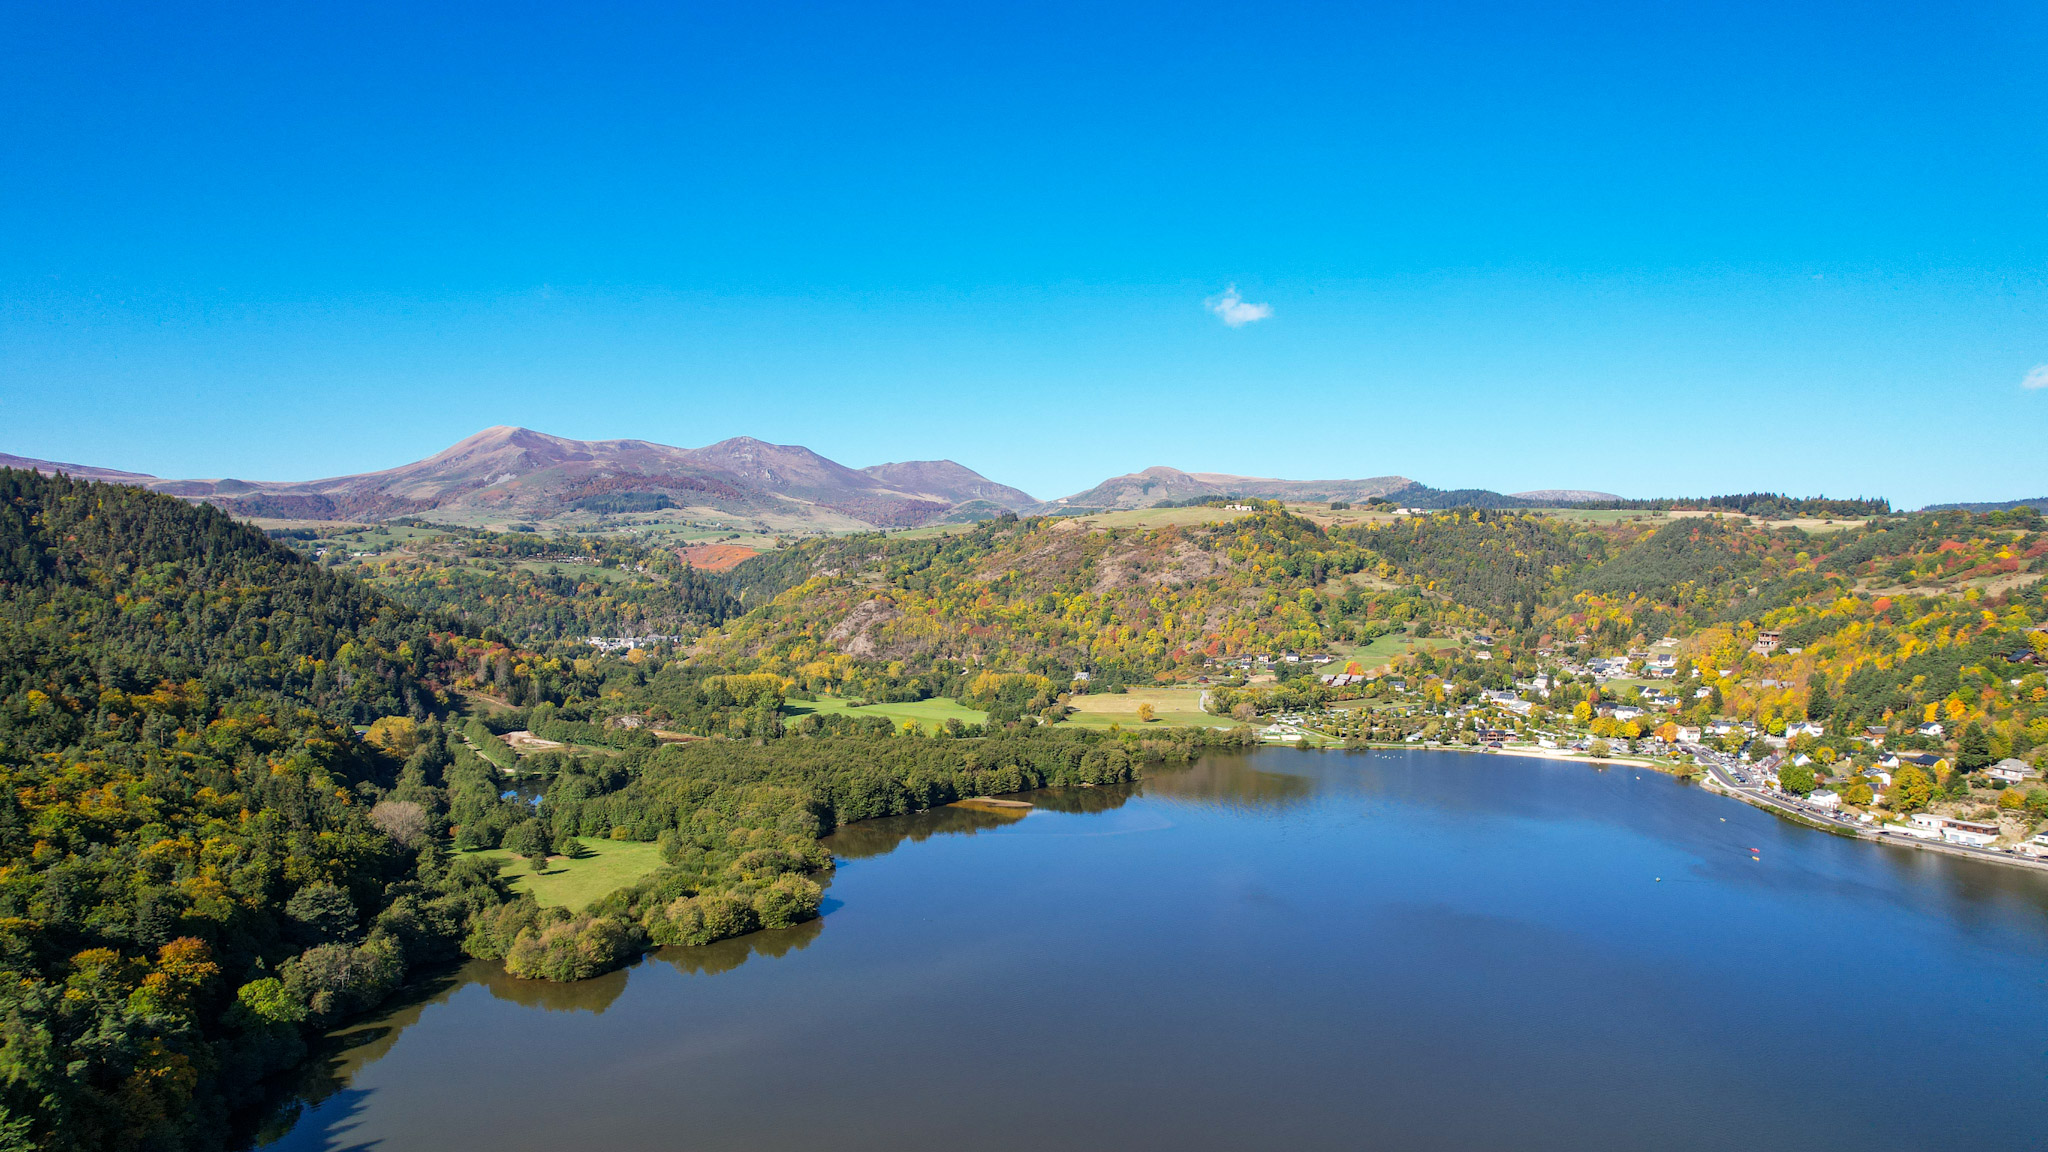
(1786, 720), (1825, 739)
(1675, 725), (1702, 744)
(1896, 813), (1998, 847)
(1890, 814), (1945, 840)
(1986, 758), (2034, 785)
(1808, 790), (1841, 811)
(1916, 721), (1945, 738)
(1940, 820), (1999, 848)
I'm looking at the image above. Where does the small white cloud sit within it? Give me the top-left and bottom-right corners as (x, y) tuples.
(2025, 364), (2048, 390)
(1206, 284), (1272, 327)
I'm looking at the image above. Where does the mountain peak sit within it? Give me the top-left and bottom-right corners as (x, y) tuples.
(859, 460), (1036, 508)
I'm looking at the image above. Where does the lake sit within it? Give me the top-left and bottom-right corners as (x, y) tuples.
(257, 748), (2048, 1151)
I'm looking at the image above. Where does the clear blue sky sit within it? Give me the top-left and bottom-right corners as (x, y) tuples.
(3, 1), (2044, 507)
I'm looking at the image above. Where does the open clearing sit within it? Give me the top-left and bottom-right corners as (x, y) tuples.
(464, 838), (665, 910)
(1282, 504), (1405, 530)
(674, 542), (759, 571)
(1049, 506), (1254, 532)
(510, 559), (643, 583)
(1331, 633), (1460, 667)
(785, 694), (990, 730)
(1535, 507), (1865, 534)
(1062, 686), (1222, 729)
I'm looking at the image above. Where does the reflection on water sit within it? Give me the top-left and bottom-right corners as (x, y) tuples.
(264, 756), (1333, 1132)
(653, 916), (825, 976)
(470, 955), (632, 1013)
(1135, 750), (1315, 811)
(824, 756), (1315, 862)
(249, 786), (1064, 1144)
(499, 776), (548, 806)
(825, 801), (1035, 859)
(246, 967), (473, 1148)
(1029, 783), (1141, 814)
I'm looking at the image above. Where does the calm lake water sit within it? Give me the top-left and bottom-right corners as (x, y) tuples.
(257, 748), (2048, 1151)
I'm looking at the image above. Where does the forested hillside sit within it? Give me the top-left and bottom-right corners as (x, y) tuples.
(0, 470), (529, 1149)
(689, 505), (2046, 763)
(0, 470), (1224, 1150)
(278, 523), (739, 646)
(704, 511), (1388, 687)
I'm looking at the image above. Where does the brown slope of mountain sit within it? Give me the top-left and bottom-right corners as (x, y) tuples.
(141, 426), (713, 521)
(0, 452), (160, 485)
(858, 459), (1036, 509)
(8, 427), (990, 528)
(1041, 466), (1224, 510)
(1046, 467), (1418, 510)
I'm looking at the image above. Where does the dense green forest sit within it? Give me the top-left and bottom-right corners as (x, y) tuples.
(284, 524), (740, 645)
(0, 470), (516, 1149)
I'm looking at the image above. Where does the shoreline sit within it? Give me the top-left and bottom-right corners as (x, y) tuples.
(1311, 740), (2048, 876)
(1696, 773), (2048, 873)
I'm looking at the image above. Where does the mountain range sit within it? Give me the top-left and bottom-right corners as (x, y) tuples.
(0, 427), (1647, 529)
(1, 428), (1043, 531)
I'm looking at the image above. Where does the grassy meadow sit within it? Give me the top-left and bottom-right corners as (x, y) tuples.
(510, 558), (641, 583)
(464, 838), (666, 911)
(784, 694), (991, 731)
(1061, 686), (1224, 729)
(1330, 633), (1460, 668)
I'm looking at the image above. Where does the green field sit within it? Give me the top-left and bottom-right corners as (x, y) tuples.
(510, 559), (642, 583)
(1330, 633), (1460, 667)
(319, 523), (453, 548)
(1060, 686), (1225, 729)
(784, 694), (990, 730)
(464, 838), (665, 910)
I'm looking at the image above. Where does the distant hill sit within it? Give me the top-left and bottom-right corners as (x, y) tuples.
(1922, 497), (2047, 513)
(0, 451), (160, 485)
(1045, 466), (1420, 511)
(1041, 468), (1574, 512)
(0, 428), (1032, 531)
(860, 459), (1037, 509)
(1510, 489), (1623, 504)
